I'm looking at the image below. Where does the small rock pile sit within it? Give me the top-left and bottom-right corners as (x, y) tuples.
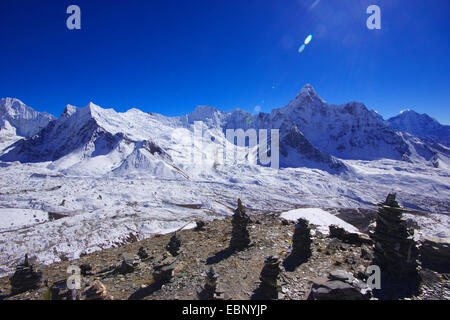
(9, 254), (42, 295)
(291, 218), (312, 259)
(137, 246), (150, 260)
(116, 253), (139, 275)
(257, 255), (283, 299)
(198, 267), (224, 300)
(82, 280), (113, 300)
(153, 256), (177, 284)
(166, 233), (181, 256)
(371, 193), (420, 280)
(307, 269), (372, 300)
(229, 199), (251, 251)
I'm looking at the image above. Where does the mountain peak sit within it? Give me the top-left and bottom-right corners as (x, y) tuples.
(300, 84), (316, 94)
(0, 97), (55, 138)
(294, 84), (326, 104)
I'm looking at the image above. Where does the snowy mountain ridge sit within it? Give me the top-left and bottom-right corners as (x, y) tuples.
(0, 86), (449, 277)
(388, 110), (450, 148)
(1, 85), (448, 175)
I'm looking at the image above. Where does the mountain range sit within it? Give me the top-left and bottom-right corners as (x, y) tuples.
(1, 85), (449, 176)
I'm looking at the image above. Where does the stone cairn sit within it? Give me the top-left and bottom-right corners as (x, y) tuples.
(153, 256), (177, 284)
(137, 246), (149, 260)
(166, 233), (181, 256)
(195, 220), (206, 231)
(198, 267), (224, 300)
(82, 280), (112, 300)
(9, 254), (42, 295)
(370, 193), (420, 284)
(229, 199), (251, 251)
(291, 218), (312, 260)
(257, 255), (282, 299)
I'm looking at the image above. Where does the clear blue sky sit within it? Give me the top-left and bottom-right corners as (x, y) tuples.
(1, 0), (449, 123)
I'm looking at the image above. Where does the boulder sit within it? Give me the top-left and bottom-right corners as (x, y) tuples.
(307, 269), (372, 300)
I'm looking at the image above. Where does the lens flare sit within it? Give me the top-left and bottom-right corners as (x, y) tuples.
(298, 44), (305, 53)
(304, 34), (312, 45)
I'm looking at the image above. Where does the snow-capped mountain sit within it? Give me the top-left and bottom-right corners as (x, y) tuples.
(0, 98), (54, 138)
(0, 98), (55, 152)
(0, 85), (447, 174)
(388, 110), (450, 148)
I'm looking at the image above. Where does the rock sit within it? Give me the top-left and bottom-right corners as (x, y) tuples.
(419, 237), (450, 273)
(328, 269), (353, 282)
(329, 225), (372, 245)
(80, 263), (93, 276)
(257, 255), (283, 299)
(291, 218), (312, 259)
(307, 270), (372, 300)
(9, 254), (42, 295)
(166, 233), (181, 256)
(229, 199), (251, 251)
(48, 280), (80, 300)
(82, 280), (112, 300)
(116, 253), (139, 274)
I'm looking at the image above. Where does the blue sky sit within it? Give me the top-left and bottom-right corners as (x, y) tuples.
(1, 0), (449, 123)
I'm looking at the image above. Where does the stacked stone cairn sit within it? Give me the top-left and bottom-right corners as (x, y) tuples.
(195, 220), (206, 231)
(229, 199), (251, 251)
(257, 255), (283, 299)
(371, 193), (420, 279)
(116, 252), (140, 274)
(198, 267), (224, 300)
(166, 233), (181, 256)
(9, 254), (42, 295)
(153, 256), (177, 284)
(291, 218), (312, 260)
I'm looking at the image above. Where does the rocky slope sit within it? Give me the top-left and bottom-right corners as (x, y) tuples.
(0, 206), (448, 300)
